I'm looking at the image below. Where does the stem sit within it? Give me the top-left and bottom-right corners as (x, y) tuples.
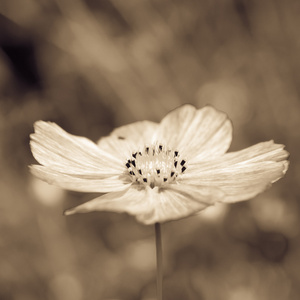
(155, 222), (163, 300)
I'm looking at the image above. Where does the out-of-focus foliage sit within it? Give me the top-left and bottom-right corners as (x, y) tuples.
(0, 0), (299, 299)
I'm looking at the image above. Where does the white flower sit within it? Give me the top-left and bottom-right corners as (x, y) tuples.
(30, 105), (289, 225)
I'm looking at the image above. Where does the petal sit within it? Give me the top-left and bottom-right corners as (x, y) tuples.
(97, 136), (134, 161)
(30, 165), (130, 193)
(188, 140), (289, 170)
(98, 120), (159, 150)
(109, 120), (159, 143)
(136, 184), (225, 224)
(182, 160), (289, 203)
(156, 105), (232, 159)
(30, 121), (123, 174)
(64, 183), (225, 225)
(222, 140), (289, 164)
(64, 185), (151, 216)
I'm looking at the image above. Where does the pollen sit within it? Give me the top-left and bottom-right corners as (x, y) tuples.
(125, 144), (186, 188)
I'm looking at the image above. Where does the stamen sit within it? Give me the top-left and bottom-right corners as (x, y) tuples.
(125, 144), (187, 188)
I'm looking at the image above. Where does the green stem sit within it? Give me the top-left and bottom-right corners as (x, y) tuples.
(155, 222), (163, 300)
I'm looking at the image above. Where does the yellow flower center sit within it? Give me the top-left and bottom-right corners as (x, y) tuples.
(125, 144), (186, 188)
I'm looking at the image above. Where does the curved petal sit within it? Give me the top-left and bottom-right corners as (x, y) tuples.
(97, 136), (135, 161)
(30, 165), (130, 193)
(182, 159), (289, 203)
(30, 121), (123, 174)
(136, 184), (225, 224)
(64, 185), (150, 216)
(156, 105), (232, 159)
(64, 183), (225, 225)
(188, 140), (289, 170)
(222, 140), (289, 164)
(109, 120), (159, 143)
(98, 121), (159, 147)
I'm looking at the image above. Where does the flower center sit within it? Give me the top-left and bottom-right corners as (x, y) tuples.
(125, 144), (186, 188)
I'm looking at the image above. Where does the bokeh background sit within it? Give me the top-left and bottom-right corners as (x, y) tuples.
(0, 0), (299, 299)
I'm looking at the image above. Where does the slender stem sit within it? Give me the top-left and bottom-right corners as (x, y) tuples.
(155, 222), (163, 300)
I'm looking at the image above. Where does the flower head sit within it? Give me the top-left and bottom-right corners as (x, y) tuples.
(30, 105), (289, 225)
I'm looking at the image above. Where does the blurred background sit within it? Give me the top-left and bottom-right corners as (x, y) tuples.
(0, 0), (299, 299)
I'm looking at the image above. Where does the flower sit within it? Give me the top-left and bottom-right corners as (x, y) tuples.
(30, 105), (289, 225)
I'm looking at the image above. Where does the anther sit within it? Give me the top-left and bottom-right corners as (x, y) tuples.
(126, 145), (187, 187)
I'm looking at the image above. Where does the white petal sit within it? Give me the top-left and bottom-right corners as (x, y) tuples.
(223, 140), (289, 164)
(110, 120), (159, 142)
(30, 165), (130, 193)
(64, 185), (150, 216)
(188, 140), (289, 170)
(156, 105), (232, 159)
(97, 136), (134, 161)
(98, 120), (159, 150)
(30, 121), (123, 174)
(136, 184), (225, 225)
(64, 182), (225, 225)
(182, 160), (288, 203)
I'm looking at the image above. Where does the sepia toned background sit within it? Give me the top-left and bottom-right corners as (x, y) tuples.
(0, 0), (299, 299)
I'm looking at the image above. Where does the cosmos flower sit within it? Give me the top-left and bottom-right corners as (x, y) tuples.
(30, 105), (289, 225)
